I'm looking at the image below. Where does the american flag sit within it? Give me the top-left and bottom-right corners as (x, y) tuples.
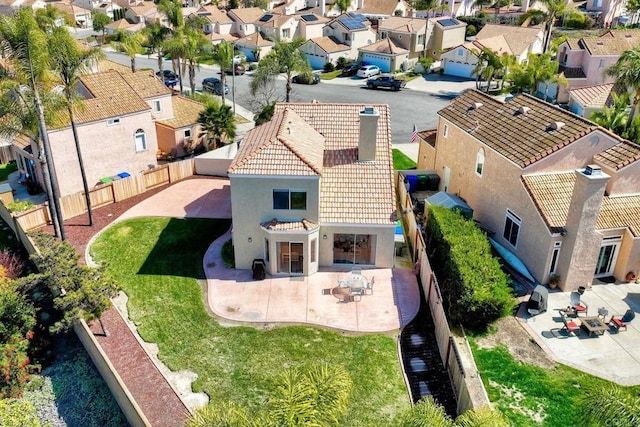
(411, 123), (417, 143)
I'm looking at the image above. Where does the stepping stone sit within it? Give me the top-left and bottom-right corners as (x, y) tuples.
(410, 358), (427, 373)
(410, 334), (424, 346)
(418, 381), (431, 397)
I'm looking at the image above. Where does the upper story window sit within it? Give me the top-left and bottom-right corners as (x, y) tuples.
(503, 209), (521, 248)
(381, 31), (387, 39)
(344, 32), (350, 41)
(184, 129), (191, 139)
(134, 129), (147, 152)
(417, 34), (425, 45)
(282, 28), (290, 38)
(475, 148), (485, 177)
(443, 124), (449, 138)
(594, 0), (602, 7)
(107, 117), (121, 126)
(152, 100), (161, 112)
(273, 189), (307, 210)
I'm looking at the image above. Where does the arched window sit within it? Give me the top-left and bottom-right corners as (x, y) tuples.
(475, 148), (485, 177)
(134, 129), (146, 152)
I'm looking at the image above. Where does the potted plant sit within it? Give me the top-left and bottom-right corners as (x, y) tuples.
(549, 274), (561, 289)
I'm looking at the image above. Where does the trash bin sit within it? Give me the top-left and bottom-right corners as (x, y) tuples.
(252, 259), (266, 280)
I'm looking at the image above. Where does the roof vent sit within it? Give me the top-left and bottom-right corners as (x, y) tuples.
(518, 106), (531, 115)
(548, 121), (565, 131)
(584, 164), (602, 176)
(597, 41), (604, 45)
(471, 102), (483, 110)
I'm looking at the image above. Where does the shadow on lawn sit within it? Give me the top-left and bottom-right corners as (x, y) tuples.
(137, 217), (231, 279)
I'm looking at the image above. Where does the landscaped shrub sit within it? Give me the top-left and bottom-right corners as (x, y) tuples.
(336, 56), (348, 68)
(467, 24), (477, 37)
(6, 201), (34, 213)
(564, 11), (594, 29)
(425, 206), (516, 331)
(323, 62), (335, 73)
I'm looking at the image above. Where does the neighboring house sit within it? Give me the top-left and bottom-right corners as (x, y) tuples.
(12, 70), (159, 197)
(50, 1), (93, 28)
(228, 102), (396, 276)
(583, 0), (635, 27)
(125, 1), (167, 26)
(568, 83), (616, 118)
(73, 0), (119, 20)
(256, 12), (298, 41)
(416, 89), (640, 290)
(555, 29), (640, 103)
(228, 7), (265, 37)
(323, 12), (376, 60)
(297, 13), (328, 39)
(358, 38), (409, 72)
(104, 18), (145, 35)
(378, 16), (428, 65)
(424, 16), (467, 60)
(271, 0), (310, 15)
(191, 5), (233, 37)
(357, 0), (409, 19)
(235, 32), (274, 61)
(156, 96), (205, 158)
(300, 36), (350, 68)
(441, 23), (540, 78)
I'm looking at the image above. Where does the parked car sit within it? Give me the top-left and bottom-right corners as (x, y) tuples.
(233, 54), (245, 65)
(292, 73), (320, 85)
(366, 74), (406, 91)
(223, 63), (246, 75)
(341, 63), (360, 77)
(202, 77), (229, 95)
(356, 65), (381, 78)
(156, 69), (180, 87)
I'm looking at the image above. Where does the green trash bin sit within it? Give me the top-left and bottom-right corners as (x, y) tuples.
(100, 177), (113, 184)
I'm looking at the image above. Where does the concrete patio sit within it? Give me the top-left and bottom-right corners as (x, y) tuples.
(520, 281), (640, 386)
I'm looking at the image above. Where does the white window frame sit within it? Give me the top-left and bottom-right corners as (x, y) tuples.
(282, 28), (290, 38)
(184, 129), (191, 139)
(107, 117), (121, 126)
(443, 124), (449, 138)
(152, 100), (161, 112)
(457, 48), (464, 56)
(503, 209), (521, 248)
(475, 148), (485, 177)
(134, 129), (147, 152)
(549, 241), (561, 274)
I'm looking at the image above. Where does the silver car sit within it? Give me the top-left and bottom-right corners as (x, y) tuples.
(356, 65), (381, 78)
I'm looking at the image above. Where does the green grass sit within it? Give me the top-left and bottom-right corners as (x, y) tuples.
(0, 162), (17, 182)
(471, 341), (640, 426)
(393, 149), (417, 170)
(90, 217), (409, 423)
(319, 69), (342, 80)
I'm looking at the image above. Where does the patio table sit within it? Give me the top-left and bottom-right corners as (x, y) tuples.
(580, 316), (608, 336)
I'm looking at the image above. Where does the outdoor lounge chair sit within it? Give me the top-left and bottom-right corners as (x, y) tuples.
(609, 309), (635, 332)
(570, 292), (589, 316)
(561, 312), (580, 336)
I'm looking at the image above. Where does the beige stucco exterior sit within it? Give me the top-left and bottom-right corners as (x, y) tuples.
(323, 22), (376, 59)
(300, 40), (350, 66)
(298, 20), (324, 40)
(426, 20), (466, 60)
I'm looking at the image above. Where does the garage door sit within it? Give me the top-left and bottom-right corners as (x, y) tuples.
(238, 47), (255, 62)
(362, 54), (391, 72)
(305, 53), (326, 70)
(443, 61), (476, 79)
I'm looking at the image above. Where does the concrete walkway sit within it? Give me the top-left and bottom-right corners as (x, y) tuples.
(520, 281), (640, 386)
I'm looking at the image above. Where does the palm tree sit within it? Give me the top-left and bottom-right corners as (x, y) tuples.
(0, 8), (66, 240)
(590, 92), (630, 135)
(142, 23), (170, 76)
(173, 26), (208, 95)
(213, 41), (234, 103)
(251, 38), (311, 103)
(582, 385), (640, 426)
(542, 0), (566, 53)
(158, 0), (184, 29)
(34, 4), (63, 33)
(332, 0), (352, 13)
(606, 47), (640, 127)
(198, 100), (236, 149)
(48, 27), (104, 227)
(113, 30), (144, 73)
(471, 48), (502, 92)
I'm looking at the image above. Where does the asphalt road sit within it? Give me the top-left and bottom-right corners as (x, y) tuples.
(105, 51), (452, 145)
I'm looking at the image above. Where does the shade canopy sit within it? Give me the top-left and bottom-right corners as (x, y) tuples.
(425, 191), (473, 218)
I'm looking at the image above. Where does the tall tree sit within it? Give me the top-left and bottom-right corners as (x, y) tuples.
(158, 0), (184, 29)
(251, 38), (311, 103)
(332, 0), (352, 13)
(606, 47), (640, 127)
(590, 92), (630, 136)
(49, 27), (105, 227)
(34, 4), (63, 33)
(541, 0), (566, 53)
(179, 26), (209, 95)
(213, 41), (234, 103)
(113, 30), (144, 73)
(0, 8), (66, 240)
(142, 23), (170, 75)
(91, 11), (112, 43)
(471, 47), (502, 92)
(198, 100), (236, 149)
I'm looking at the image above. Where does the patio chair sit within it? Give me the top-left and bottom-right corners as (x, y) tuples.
(609, 309), (635, 333)
(570, 292), (589, 316)
(561, 312), (580, 336)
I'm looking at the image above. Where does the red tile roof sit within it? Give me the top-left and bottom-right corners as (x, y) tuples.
(594, 140), (640, 170)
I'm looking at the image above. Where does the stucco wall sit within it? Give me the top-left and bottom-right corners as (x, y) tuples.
(48, 111), (158, 197)
(596, 160), (640, 196)
(318, 224), (395, 268)
(416, 137), (436, 170)
(145, 94), (173, 121)
(299, 22), (324, 40)
(615, 230), (640, 280)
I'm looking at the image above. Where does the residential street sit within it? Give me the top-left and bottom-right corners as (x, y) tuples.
(105, 51), (468, 149)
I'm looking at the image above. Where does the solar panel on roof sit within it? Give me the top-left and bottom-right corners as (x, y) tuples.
(438, 18), (459, 27)
(338, 15), (364, 30)
(302, 14), (318, 21)
(259, 14), (273, 22)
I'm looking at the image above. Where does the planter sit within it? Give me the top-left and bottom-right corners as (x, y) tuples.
(626, 271), (637, 283)
(578, 286), (586, 295)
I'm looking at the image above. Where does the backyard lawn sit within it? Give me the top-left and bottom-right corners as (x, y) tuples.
(90, 217), (410, 423)
(393, 148), (417, 170)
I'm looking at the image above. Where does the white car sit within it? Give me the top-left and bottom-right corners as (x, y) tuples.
(357, 65), (381, 78)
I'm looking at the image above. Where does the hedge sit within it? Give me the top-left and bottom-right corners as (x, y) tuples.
(425, 206), (516, 331)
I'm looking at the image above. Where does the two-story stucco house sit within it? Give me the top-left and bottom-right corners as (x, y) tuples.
(300, 36), (350, 69)
(255, 11), (299, 41)
(555, 29), (640, 103)
(189, 5), (235, 43)
(416, 90), (640, 291)
(228, 102), (396, 276)
(357, 0), (409, 20)
(228, 7), (265, 37)
(322, 12), (376, 60)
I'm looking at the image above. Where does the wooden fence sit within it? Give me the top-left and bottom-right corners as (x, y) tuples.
(396, 171), (490, 415)
(16, 159), (195, 231)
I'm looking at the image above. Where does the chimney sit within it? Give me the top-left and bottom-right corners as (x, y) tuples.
(320, 0), (326, 16)
(358, 106), (379, 161)
(554, 165), (610, 291)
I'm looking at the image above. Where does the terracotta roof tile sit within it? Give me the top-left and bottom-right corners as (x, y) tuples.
(260, 218), (319, 231)
(594, 140), (640, 170)
(96, 59), (132, 74)
(229, 7), (264, 23)
(119, 69), (171, 99)
(581, 35), (640, 56)
(475, 24), (542, 56)
(359, 38), (408, 55)
(358, 0), (407, 15)
(197, 5), (233, 24)
(156, 96), (203, 130)
(235, 32), (273, 47)
(308, 36), (350, 53)
(417, 129), (437, 148)
(438, 90), (608, 168)
(522, 172), (640, 237)
(569, 83), (615, 108)
(378, 16), (427, 33)
(229, 108), (325, 175)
